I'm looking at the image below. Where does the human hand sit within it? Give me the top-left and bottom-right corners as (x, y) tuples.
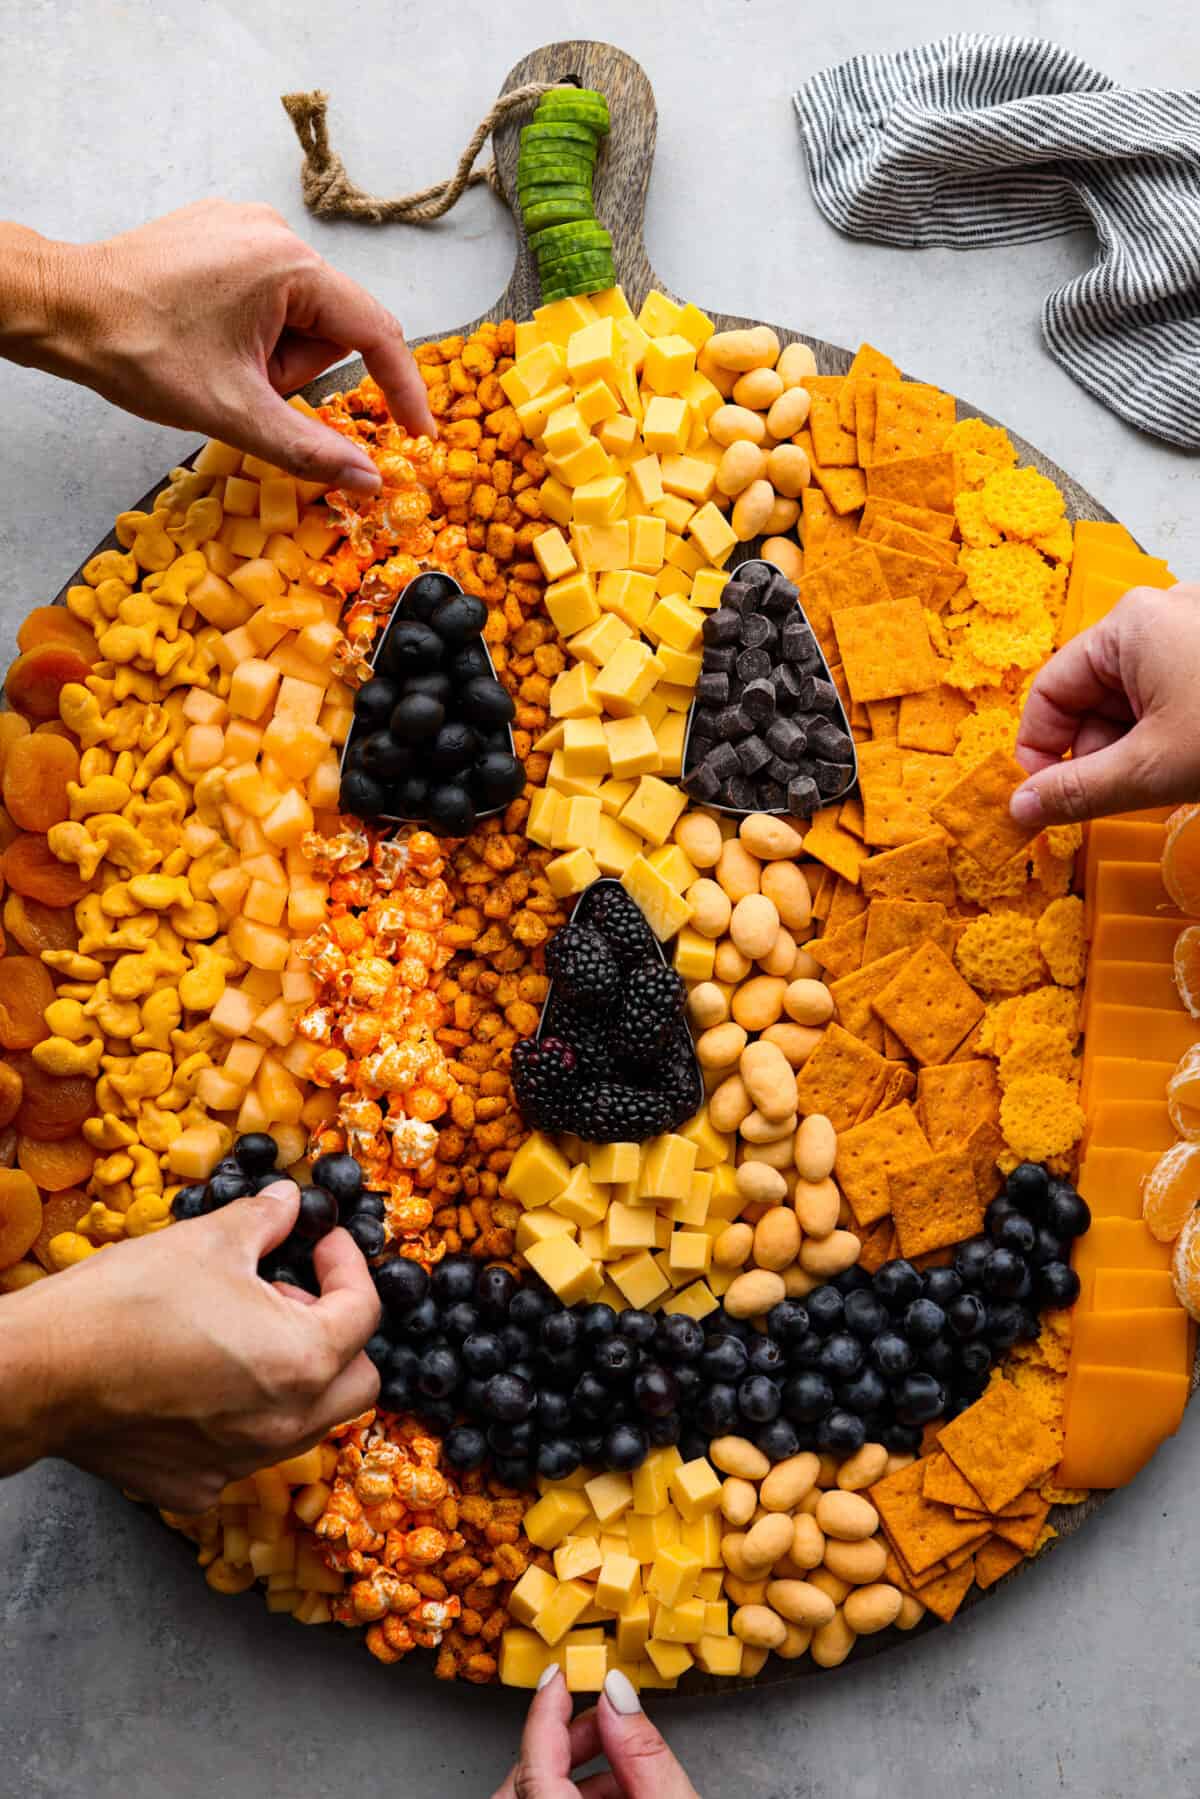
(492, 1666), (701, 1799)
(22, 200), (435, 491)
(1012, 583), (1200, 827)
(16, 1179), (379, 1512)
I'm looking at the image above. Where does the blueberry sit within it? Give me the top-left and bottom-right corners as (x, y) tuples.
(647, 1413), (682, 1448)
(234, 1133), (279, 1175)
(572, 1372), (610, 1421)
(432, 1255), (478, 1305)
(385, 1343), (420, 1382)
(618, 1309), (659, 1348)
(843, 1289), (888, 1341)
(696, 1383), (739, 1436)
(604, 1423), (649, 1473)
(294, 1184), (338, 1242)
(486, 1371), (533, 1423)
(442, 1301), (479, 1341)
(738, 1374), (781, 1424)
(397, 1295), (439, 1340)
(350, 1192), (387, 1222)
(1030, 1226), (1067, 1268)
(206, 1169), (248, 1208)
(953, 1237), (993, 1288)
(838, 1367), (887, 1416)
(818, 1410), (867, 1454)
(633, 1364), (678, 1417)
(379, 1373), (412, 1411)
(958, 1340), (993, 1382)
(537, 1388), (572, 1433)
(577, 1432), (606, 1464)
(375, 1257), (429, 1313)
(593, 1336), (638, 1384)
(462, 1331), (506, 1377)
(903, 1298), (946, 1345)
(508, 1360), (537, 1388)
(788, 1330), (826, 1370)
(1005, 1161), (1050, 1219)
(461, 1376), (490, 1417)
(870, 1330), (915, 1377)
(364, 1332), (393, 1372)
(415, 1397), (455, 1435)
(873, 1260), (923, 1311)
(501, 1324), (533, 1365)
(881, 1422), (923, 1455)
(817, 1333), (863, 1382)
(417, 1345), (461, 1399)
(804, 1286), (845, 1336)
(1035, 1260), (1081, 1308)
(701, 1336), (749, 1383)
(509, 1288), (554, 1331)
(832, 1267), (874, 1296)
(985, 1194), (1020, 1240)
(679, 1428), (713, 1465)
(537, 1438), (582, 1481)
(658, 1314), (704, 1362)
(918, 1338), (956, 1381)
(982, 1247), (1027, 1298)
(492, 1456), (533, 1489)
(756, 1419), (801, 1462)
(488, 1419), (534, 1457)
(946, 1293), (988, 1340)
(578, 1303), (618, 1345)
(748, 1338), (786, 1379)
(542, 1310), (578, 1353)
(345, 1213), (386, 1258)
(893, 1372), (946, 1427)
(995, 1212), (1037, 1256)
(443, 1425), (487, 1471)
(673, 1365), (703, 1413)
(476, 1265), (517, 1319)
(985, 1301), (1025, 1349)
(1045, 1182), (1091, 1240)
(922, 1268), (963, 1309)
(171, 1183), (207, 1220)
(765, 1299), (810, 1344)
(538, 1347), (580, 1389)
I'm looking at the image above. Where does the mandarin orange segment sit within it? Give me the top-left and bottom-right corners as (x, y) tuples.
(15, 606), (101, 663)
(0, 955), (56, 1051)
(0, 1167), (42, 1269)
(0, 1063), (23, 1132)
(1, 834), (89, 905)
(11, 1053), (95, 1141)
(1173, 924), (1200, 1018)
(16, 1132), (96, 1192)
(1162, 806), (1200, 916)
(2, 891), (79, 956)
(1141, 1139), (1200, 1243)
(32, 1188), (86, 1271)
(1170, 1205), (1200, 1321)
(4, 645), (93, 724)
(1, 732), (79, 833)
(1167, 1043), (1200, 1140)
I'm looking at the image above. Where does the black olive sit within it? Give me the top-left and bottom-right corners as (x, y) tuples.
(353, 676), (398, 729)
(459, 676), (516, 730)
(429, 722), (480, 774)
(427, 782), (476, 835)
(430, 593), (487, 648)
(359, 732), (412, 780)
(380, 620), (444, 678)
(472, 750), (526, 807)
(401, 571), (458, 620)
(390, 691), (446, 743)
(394, 774), (430, 815)
(451, 643), (493, 684)
(402, 670), (454, 707)
(340, 768), (389, 818)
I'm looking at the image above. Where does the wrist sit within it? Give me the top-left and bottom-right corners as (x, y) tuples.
(0, 1279), (80, 1476)
(0, 225), (102, 378)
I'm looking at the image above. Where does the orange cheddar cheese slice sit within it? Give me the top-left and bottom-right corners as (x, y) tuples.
(1088, 914), (1182, 965)
(1076, 1146), (1165, 1218)
(1084, 1005), (1198, 1065)
(1084, 820), (1166, 866)
(1082, 1101), (1176, 1155)
(1071, 1307), (1190, 1376)
(1057, 1364), (1188, 1488)
(1084, 961), (1181, 1013)
(1091, 860), (1185, 922)
(1111, 807), (1175, 825)
(1072, 1219), (1173, 1292)
(1091, 1268), (1178, 1309)
(1073, 520), (1138, 555)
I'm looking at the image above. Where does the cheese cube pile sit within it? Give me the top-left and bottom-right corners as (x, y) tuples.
(509, 288), (733, 903)
(499, 1447), (742, 1690)
(504, 1118), (737, 1316)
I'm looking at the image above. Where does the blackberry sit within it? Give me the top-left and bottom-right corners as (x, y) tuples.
(585, 884), (658, 966)
(568, 1081), (677, 1142)
(608, 961), (686, 1064)
(511, 1037), (578, 1132)
(542, 997), (614, 1082)
(544, 925), (620, 1004)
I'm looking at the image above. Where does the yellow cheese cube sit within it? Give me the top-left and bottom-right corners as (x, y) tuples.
(656, 682), (694, 716)
(508, 1564), (560, 1627)
(547, 750), (600, 799)
(674, 926), (716, 982)
(573, 522), (631, 572)
(564, 1644), (608, 1693)
(627, 1512), (677, 1564)
(515, 1208), (575, 1253)
(654, 644), (703, 687)
(668, 1230), (712, 1276)
(604, 715), (662, 781)
(595, 1552), (641, 1612)
(516, 383), (574, 438)
(653, 713), (688, 779)
(663, 1279), (720, 1320)
(588, 1141), (639, 1184)
(628, 514), (668, 573)
(575, 377), (620, 428)
(569, 612), (632, 667)
(524, 1490), (591, 1550)
(678, 1112), (732, 1170)
(546, 1166), (604, 1230)
(525, 1232), (604, 1303)
(638, 1134), (698, 1202)
(566, 317), (619, 384)
(594, 641), (660, 718)
(550, 662), (602, 720)
(545, 571), (600, 637)
(670, 1181), (710, 1230)
(515, 321), (542, 354)
(675, 302), (715, 349)
(664, 534), (705, 576)
(498, 1627), (557, 1688)
(669, 1458), (722, 1523)
(695, 1571), (724, 1602)
(540, 475), (573, 527)
(608, 1249), (670, 1310)
(534, 294), (599, 344)
(637, 291), (683, 336)
(549, 802), (577, 854)
(578, 1222), (606, 1262)
(504, 1132), (570, 1206)
(643, 334), (697, 396)
(648, 1543), (702, 1607)
(694, 1634), (743, 1677)
(597, 569), (656, 631)
(645, 1638), (694, 1681)
(585, 1471), (634, 1526)
(533, 1579), (594, 1645)
(553, 439), (613, 489)
(500, 341), (567, 406)
(653, 565), (691, 602)
(641, 397), (691, 454)
(708, 1163), (740, 1216)
(628, 454), (665, 509)
(616, 1596), (652, 1659)
(560, 795), (601, 854)
(594, 814), (642, 877)
(572, 475), (626, 524)
(680, 1512), (724, 1568)
(654, 1598), (706, 1643)
(652, 494), (697, 534)
(561, 717), (610, 778)
(604, 1200), (658, 1255)
(660, 453), (715, 503)
(554, 1536), (604, 1583)
(619, 776), (689, 847)
(524, 786), (561, 850)
(597, 412), (639, 456)
(598, 776), (637, 817)
(632, 1446), (682, 1516)
(690, 568), (730, 609)
(688, 501), (737, 567)
(543, 403), (590, 457)
(646, 595), (704, 653)
(621, 855), (692, 941)
(645, 844), (697, 892)
(590, 285), (633, 321)
(682, 368), (724, 421)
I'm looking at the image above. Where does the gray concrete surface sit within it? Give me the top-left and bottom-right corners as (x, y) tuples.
(1, 1), (1198, 1794)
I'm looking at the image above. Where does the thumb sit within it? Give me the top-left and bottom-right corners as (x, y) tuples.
(1010, 732), (1152, 828)
(596, 1671), (699, 1798)
(221, 378), (381, 494)
(217, 1178), (302, 1265)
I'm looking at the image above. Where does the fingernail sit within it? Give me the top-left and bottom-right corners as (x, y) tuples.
(603, 1669), (641, 1715)
(1010, 784), (1043, 826)
(536, 1663), (561, 1690)
(337, 462), (381, 495)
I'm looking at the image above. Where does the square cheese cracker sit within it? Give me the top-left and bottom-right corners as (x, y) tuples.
(930, 747), (1042, 873)
(873, 939), (986, 1066)
(834, 1100), (932, 1228)
(889, 1147), (987, 1257)
(937, 1379), (1061, 1513)
(832, 596), (940, 704)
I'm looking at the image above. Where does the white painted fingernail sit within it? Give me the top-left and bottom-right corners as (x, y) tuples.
(537, 1663), (561, 1690)
(603, 1669), (641, 1715)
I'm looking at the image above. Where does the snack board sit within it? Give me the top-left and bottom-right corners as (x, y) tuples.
(2, 39), (1194, 1696)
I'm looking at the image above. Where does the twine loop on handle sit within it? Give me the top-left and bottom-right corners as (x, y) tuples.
(281, 83), (569, 225)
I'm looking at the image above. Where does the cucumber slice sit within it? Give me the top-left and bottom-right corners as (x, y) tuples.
(530, 226), (612, 258)
(517, 161), (595, 189)
(519, 185), (595, 210)
(523, 197), (597, 229)
(521, 121), (601, 148)
(536, 89), (609, 116)
(537, 254), (617, 286)
(541, 268), (615, 302)
(535, 99), (610, 130)
(535, 233), (614, 265)
(518, 146), (595, 170)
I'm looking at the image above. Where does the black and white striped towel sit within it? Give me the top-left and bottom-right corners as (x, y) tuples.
(794, 34), (1200, 451)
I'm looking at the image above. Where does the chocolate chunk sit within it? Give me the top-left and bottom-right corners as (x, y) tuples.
(739, 562), (771, 593)
(740, 613), (775, 650)
(787, 775), (820, 815)
(808, 717), (855, 763)
(735, 734), (773, 777)
(736, 647), (771, 684)
(684, 760), (721, 802)
(815, 759), (850, 797)
(715, 704), (752, 741)
(773, 666), (804, 710)
(782, 620), (819, 667)
(705, 646), (738, 676)
(758, 781), (787, 812)
(724, 776), (758, 810)
(706, 741), (741, 782)
(763, 572), (799, 616)
(809, 678), (839, 716)
(741, 679), (777, 726)
(766, 755), (796, 786)
(703, 607), (741, 646)
(765, 717), (808, 761)
(720, 581), (752, 615)
(696, 670), (730, 708)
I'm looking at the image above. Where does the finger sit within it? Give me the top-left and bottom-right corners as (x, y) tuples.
(299, 1349), (381, 1441)
(311, 1225), (382, 1361)
(512, 1665), (575, 1793)
(1010, 727), (1160, 827)
(597, 1671), (699, 1799)
(1073, 714), (1129, 761)
(568, 1708), (603, 1770)
(216, 1179), (301, 1265)
(273, 1280), (318, 1306)
(290, 261), (436, 437)
(577, 1776), (624, 1799)
(1015, 619), (1129, 770)
(222, 377), (382, 493)
(268, 329), (353, 396)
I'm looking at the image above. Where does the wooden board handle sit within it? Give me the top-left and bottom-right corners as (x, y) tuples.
(492, 39), (658, 319)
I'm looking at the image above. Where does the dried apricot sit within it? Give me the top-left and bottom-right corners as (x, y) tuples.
(2, 733), (79, 833)
(5, 645), (93, 724)
(0, 806), (20, 854)
(0, 1063), (23, 1131)
(16, 606), (100, 664)
(2, 834), (89, 905)
(0, 713), (31, 782)
(0, 1167), (42, 1269)
(0, 1127), (16, 1169)
(0, 956), (55, 1050)
(3, 891), (79, 956)
(17, 1132), (95, 1192)
(11, 1052), (94, 1141)
(33, 1188), (85, 1271)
